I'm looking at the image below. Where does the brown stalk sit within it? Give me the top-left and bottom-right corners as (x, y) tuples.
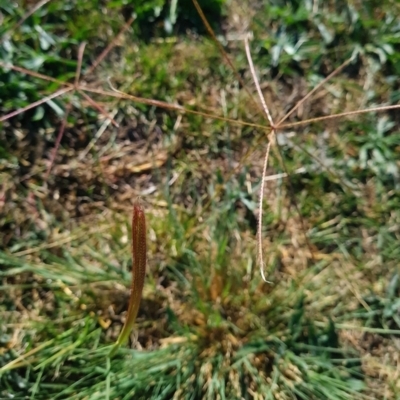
(79, 91), (119, 127)
(0, 59), (267, 130)
(44, 43), (85, 181)
(85, 16), (135, 76)
(0, 0), (51, 43)
(109, 200), (147, 357)
(275, 57), (352, 127)
(191, 0), (262, 115)
(0, 87), (73, 123)
(0, 61), (74, 87)
(279, 104), (400, 129)
(45, 103), (71, 181)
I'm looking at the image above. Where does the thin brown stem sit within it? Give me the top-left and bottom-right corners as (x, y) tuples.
(86, 16), (135, 76)
(276, 58), (352, 127)
(0, 87), (73, 122)
(244, 34), (275, 282)
(0, 61), (73, 88)
(0, 59), (270, 130)
(244, 36), (274, 128)
(98, 82), (269, 130)
(75, 42), (86, 87)
(191, 0), (262, 115)
(258, 141), (272, 283)
(45, 103), (71, 181)
(279, 104), (400, 130)
(273, 128), (315, 263)
(79, 91), (119, 127)
(0, 0), (51, 42)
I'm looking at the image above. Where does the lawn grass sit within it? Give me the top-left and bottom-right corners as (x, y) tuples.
(1, 0), (400, 399)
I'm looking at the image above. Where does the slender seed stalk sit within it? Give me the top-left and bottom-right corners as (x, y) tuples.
(109, 201), (147, 357)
